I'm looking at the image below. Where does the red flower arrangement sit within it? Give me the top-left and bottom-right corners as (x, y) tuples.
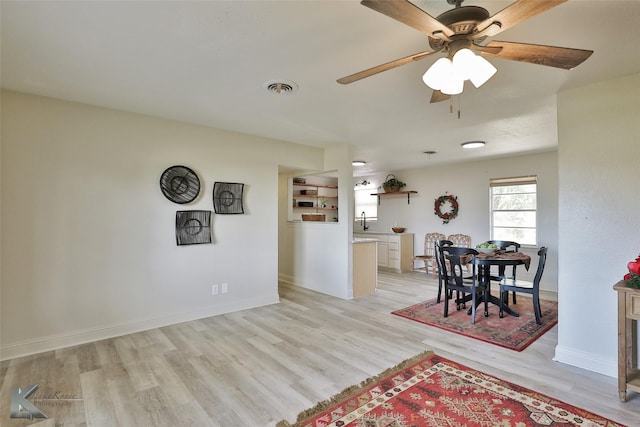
(434, 194), (459, 224)
(624, 255), (640, 288)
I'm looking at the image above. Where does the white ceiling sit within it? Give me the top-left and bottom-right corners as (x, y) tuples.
(2, 1), (639, 176)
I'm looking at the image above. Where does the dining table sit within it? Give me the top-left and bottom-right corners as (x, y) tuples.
(464, 250), (532, 317)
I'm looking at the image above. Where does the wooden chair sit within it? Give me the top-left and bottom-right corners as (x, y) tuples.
(499, 247), (548, 324)
(434, 239), (453, 303)
(484, 240), (521, 303)
(442, 246), (488, 324)
(447, 234), (471, 272)
(447, 233), (471, 248)
(413, 232), (446, 277)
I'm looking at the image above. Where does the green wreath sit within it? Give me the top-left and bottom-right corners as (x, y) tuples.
(434, 195), (459, 224)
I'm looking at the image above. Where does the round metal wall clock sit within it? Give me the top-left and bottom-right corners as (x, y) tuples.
(159, 165), (200, 204)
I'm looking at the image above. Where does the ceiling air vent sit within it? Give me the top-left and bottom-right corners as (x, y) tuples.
(263, 80), (298, 95)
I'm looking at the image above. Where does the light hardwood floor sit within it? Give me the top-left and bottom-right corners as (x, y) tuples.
(1, 271), (638, 426)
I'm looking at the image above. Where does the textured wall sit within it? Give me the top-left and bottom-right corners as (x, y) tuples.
(556, 73), (640, 376)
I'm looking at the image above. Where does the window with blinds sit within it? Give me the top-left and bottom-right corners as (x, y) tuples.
(490, 176), (537, 246)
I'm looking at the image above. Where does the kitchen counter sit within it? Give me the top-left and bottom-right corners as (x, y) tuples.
(355, 232), (410, 236)
(353, 237), (379, 243)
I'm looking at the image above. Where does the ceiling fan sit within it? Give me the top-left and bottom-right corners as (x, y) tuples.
(337, 0), (593, 102)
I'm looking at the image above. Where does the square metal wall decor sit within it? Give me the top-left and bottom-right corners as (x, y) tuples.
(175, 210), (212, 245)
(213, 182), (244, 214)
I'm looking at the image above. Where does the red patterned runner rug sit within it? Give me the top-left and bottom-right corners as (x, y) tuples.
(276, 351), (624, 427)
(391, 296), (558, 351)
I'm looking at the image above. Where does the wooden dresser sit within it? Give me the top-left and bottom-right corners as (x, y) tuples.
(613, 280), (640, 401)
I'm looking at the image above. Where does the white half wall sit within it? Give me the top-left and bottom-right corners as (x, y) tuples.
(278, 144), (355, 299)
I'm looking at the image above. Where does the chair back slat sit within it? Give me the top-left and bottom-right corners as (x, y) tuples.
(485, 240), (521, 252)
(441, 246), (484, 324)
(435, 239), (453, 278)
(532, 247), (548, 289)
(441, 246), (478, 283)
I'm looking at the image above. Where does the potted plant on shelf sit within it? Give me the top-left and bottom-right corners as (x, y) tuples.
(382, 174), (406, 193)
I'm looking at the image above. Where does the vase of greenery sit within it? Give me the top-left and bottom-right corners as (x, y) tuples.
(382, 174), (406, 193)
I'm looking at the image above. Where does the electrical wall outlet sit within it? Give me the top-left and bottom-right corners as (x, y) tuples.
(221, 283), (228, 293)
(212, 284), (219, 295)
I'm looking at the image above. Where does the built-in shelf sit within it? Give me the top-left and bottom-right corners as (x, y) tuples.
(371, 190), (418, 205)
(292, 180), (339, 221)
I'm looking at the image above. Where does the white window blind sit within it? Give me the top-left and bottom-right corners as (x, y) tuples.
(490, 176), (537, 246)
(354, 183), (377, 222)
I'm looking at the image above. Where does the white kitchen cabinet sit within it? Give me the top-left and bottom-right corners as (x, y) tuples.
(353, 233), (413, 273)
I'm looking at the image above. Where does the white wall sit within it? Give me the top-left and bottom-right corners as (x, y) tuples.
(0, 90), (325, 360)
(356, 152), (559, 291)
(555, 73), (640, 377)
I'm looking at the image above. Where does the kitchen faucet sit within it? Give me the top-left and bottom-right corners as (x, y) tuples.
(361, 211), (369, 231)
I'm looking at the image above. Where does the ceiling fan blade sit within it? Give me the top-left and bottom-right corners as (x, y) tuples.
(337, 50), (436, 85)
(480, 41), (593, 70)
(430, 90), (450, 103)
(471, 44), (503, 55)
(474, 0), (567, 39)
(361, 0), (454, 40)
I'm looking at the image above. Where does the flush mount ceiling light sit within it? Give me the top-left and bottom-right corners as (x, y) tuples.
(352, 160), (367, 166)
(461, 140), (485, 149)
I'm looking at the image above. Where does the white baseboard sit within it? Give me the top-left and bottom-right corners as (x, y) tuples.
(553, 344), (617, 378)
(0, 294), (280, 361)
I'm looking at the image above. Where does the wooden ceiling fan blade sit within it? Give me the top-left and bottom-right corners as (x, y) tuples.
(337, 50), (436, 85)
(480, 41), (593, 70)
(471, 44), (503, 55)
(430, 90), (450, 103)
(475, 0), (567, 39)
(361, 0), (454, 40)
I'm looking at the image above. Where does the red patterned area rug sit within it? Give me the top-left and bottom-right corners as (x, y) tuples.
(276, 351), (624, 427)
(391, 296), (558, 351)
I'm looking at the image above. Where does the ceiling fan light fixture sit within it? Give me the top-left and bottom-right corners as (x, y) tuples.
(440, 76), (464, 95)
(468, 55), (497, 88)
(424, 47), (496, 94)
(422, 57), (452, 90)
(451, 48), (476, 80)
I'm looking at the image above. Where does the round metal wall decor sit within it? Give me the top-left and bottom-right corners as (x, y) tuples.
(160, 165), (200, 204)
